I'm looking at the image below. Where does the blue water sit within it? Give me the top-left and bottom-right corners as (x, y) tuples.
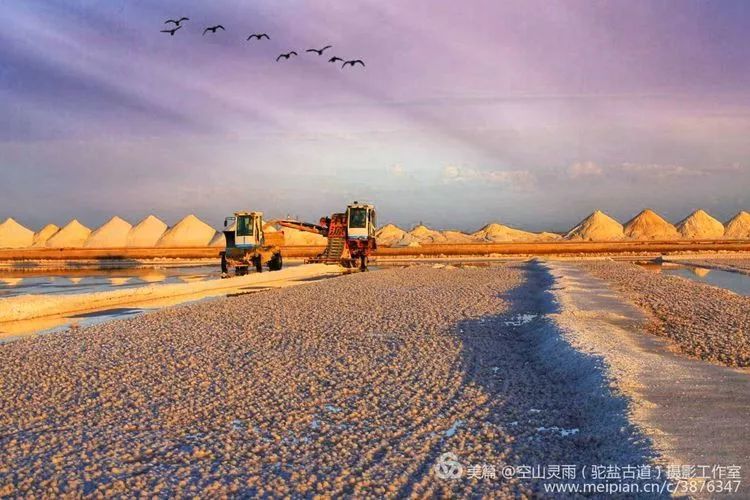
(663, 267), (750, 296)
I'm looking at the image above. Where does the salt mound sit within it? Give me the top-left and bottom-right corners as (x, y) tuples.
(395, 234), (419, 247)
(46, 219), (91, 248)
(375, 224), (422, 247)
(126, 215), (168, 247)
(282, 227), (327, 246)
(623, 209), (679, 240)
(471, 223), (538, 242)
(537, 232), (563, 241)
(724, 211), (750, 239)
(376, 224), (408, 246)
(157, 215), (216, 247)
(32, 224), (59, 247)
(209, 231), (225, 247)
(409, 224), (447, 244)
(0, 218), (34, 248)
(676, 209), (724, 239)
(565, 210), (624, 241)
(84, 216), (132, 248)
(442, 230), (475, 243)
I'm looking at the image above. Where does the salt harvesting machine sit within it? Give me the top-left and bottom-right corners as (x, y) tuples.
(220, 211), (284, 276)
(220, 202), (377, 276)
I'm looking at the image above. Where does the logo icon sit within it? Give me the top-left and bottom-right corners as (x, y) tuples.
(434, 452), (464, 480)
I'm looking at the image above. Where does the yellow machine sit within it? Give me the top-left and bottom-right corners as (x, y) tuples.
(219, 211), (284, 276)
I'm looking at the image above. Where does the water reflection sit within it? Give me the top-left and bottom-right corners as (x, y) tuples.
(137, 270), (167, 283)
(0, 266), (218, 298)
(0, 277), (23, 286)
(108, 277), (132, 286)
(692, 267), (711, 277)
(637, 262), (750, 296)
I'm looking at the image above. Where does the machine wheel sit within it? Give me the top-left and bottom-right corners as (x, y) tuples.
(359, 254), (367, 271)
(235, 266), (248, 276)
(253, 257), (263, 273)
(220, 252), (229, 276)
(268, 252), (283, 271)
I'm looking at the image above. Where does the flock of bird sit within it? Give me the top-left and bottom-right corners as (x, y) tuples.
(160, 17), (365, 68)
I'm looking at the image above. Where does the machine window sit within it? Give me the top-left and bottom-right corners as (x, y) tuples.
(349, 208), (367, 228)
(236, 216), (254, 236)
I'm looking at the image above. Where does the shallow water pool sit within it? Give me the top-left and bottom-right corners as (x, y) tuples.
(663, 267), (750, 296)
(637, 263), (750, 296)
(0, 266), (220, 298)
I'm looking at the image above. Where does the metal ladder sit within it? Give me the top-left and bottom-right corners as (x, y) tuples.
(322, 237), (345, 260)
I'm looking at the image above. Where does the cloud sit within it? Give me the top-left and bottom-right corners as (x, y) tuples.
(565, 161), (742, 182)
(620, 163), (699, 178)
(567, 161), (603, 178)
(442, 165), (535, 189)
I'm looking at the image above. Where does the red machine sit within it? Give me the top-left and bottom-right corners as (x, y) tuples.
(278, 202), (377, 270)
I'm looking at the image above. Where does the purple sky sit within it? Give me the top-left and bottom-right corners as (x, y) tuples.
(1, 0), (749, 232)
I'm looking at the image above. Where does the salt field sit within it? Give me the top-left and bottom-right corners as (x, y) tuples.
(3, 1), (750, 495)
(0, 263), (318, 341)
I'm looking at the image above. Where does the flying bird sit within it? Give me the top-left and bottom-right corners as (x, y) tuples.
(328, 56), (344, 63)
(164, 17), (189, 26)
(160, 25), (182, 36)
(276, 51), (298, 61)
(247, 33), (270, 41)
(306, 45), (332, 56)
(342, 59), (365, 68)
(203, 25), (225, 35)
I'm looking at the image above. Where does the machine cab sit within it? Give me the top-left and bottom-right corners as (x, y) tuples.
(224, 211), (264, 248)
(346, 202), (376, 240)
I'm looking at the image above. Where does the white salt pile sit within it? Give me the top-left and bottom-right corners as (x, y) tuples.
(536, 232), (563, 241)
(724, 211), (750, 239)
(565, 210), (624, 241)
(126, 215), (168, 247)
(471, 223), (538, 242)
(46, 220), (91, 248)
(374, 224), (426, 246)
(0, 218), (34, 248)
(409, 224), (447, 244)
(441, 230), (475, 243)
(209, 231), (226, 247)
(84, 216), (132, 248)
(32, 224), (59, 247)
(623, 209), (679, 240)
(676, 209), (725, 239)
(282, 227), (327, 246)
(396, 234), (419, 247)
(156, 215), (216, 247)
(375, 224), (408, 246)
